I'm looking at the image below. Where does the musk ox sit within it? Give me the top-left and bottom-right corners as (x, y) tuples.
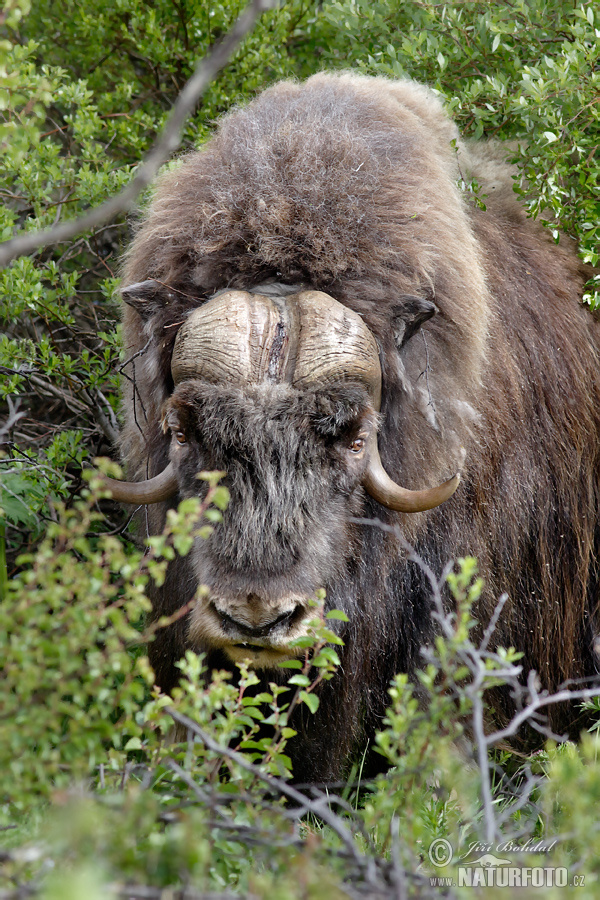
(107, 73), (600, 783)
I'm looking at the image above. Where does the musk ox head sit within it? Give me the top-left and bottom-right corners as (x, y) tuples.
(105, 284), (460, 667)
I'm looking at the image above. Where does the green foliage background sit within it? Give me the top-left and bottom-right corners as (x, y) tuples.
(1, 0), (599, 897)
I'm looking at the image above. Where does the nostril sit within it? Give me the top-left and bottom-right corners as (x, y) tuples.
(268, 608), (297, 630)
(215, 608), (245, 634)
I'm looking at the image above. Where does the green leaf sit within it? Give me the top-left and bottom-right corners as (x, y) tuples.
(287, 674), (310, 687)
(212, 486), (230, 510)
(252, 692), (274, 703)
(298, 691), (319, 714)
(326, 609), (349, 622)
(0, 472), (46, 528)
(312, 647), (340, 667)
(288, 635), (317, 649)
(240, 706), (264, 721)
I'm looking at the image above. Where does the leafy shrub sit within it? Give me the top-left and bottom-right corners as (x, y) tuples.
(0, 479), (369, 898)
(3, 494), (600, 897)
(316, 0), (599, 290)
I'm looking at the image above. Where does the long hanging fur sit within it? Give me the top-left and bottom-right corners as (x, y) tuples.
(119, 73), (600, 782)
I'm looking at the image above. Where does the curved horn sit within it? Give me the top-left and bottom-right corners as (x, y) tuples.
(363, 433), (461, 513)
(291, 291), (382, 406)
(171, 291), (281, 386)
(100, 463), (179, 505)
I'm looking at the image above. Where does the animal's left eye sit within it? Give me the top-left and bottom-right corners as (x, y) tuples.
(348, 437), (365, 454)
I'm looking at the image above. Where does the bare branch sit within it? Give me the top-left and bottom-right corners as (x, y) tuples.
(470, 690), (498, 843)
(1, 368), (88, 416)
(166, 707), (370, 871)
(479, 591), (509, 653)
(487, 684), (600, 747)
(0, 0), (276, 269)
(352, 513), (600, 846)
(82, 387), (120, 444)
(0, 397), (26, 444)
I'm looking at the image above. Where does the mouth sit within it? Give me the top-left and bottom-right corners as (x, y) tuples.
(187, 596), (311, 668)
(226, 641), (300, 667)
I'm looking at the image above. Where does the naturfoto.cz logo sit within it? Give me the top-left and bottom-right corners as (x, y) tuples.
(427, 839), (585, 889)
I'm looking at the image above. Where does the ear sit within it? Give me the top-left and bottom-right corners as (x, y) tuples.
(161, 401), (180, 435)
(163, 391), (200, 433)
(311, 386), (373, 439)
(120, 280), (176, 321)
(392, 295), (437, 350)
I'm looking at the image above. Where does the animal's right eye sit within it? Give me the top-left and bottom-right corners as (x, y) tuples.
(174, 430), (187, 444)
(348, 436), (366, 454)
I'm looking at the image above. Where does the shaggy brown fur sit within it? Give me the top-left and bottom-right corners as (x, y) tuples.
(119, 73), (600, 782)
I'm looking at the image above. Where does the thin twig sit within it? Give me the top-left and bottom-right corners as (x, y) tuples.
(351, 513), (600, 846)
(487, 683), (600, 747)
(0, 0), (276, 268)
(5, 369), (89, 415)
(166, 707), (370, 872)
(479, 592), (509, 653)
(0, 397), (26, 444)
